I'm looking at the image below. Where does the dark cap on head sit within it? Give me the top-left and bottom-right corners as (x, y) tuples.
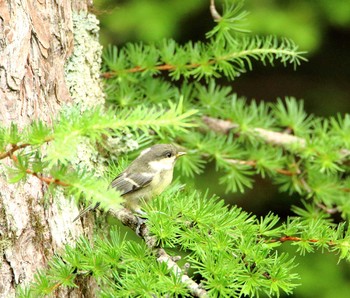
(135, 144), (187, 163)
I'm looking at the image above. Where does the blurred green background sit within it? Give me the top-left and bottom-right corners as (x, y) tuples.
(95, 0), (350, 116)
(94, 0), (350, 297)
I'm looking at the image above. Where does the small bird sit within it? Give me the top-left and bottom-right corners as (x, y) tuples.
(73, 144), (186, 221)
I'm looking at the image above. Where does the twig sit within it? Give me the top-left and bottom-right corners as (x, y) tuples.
(109, 208), (209, 298)
(300, 177), (312, 193)
(25, 169), (69, 186)
(101, 62), (202, 79)
(0, 143), (30, 159)
(225, 158), (256, 167)
(210, 0), (222, 21)
(225, 158), (298, 177)
(202, 115), (306, 148)
(202, 116), (350, 159)
(0, 136), (53, 160)
(316, 203), (339, 215)
(270, 235), (335, 246)
(203, 116), (350, 194)
(10, 154), (69, 186)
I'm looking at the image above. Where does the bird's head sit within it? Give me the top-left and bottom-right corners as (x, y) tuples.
(140, 144), (186, 171)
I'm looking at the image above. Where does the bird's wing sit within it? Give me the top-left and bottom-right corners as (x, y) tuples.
(110, 172), (153, 195)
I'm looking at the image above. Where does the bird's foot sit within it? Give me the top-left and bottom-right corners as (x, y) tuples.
(135, 216), (147, 237)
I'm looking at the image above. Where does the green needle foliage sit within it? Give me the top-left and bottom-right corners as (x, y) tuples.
(2, 1), (349, 297)
(1, 101), (197, 210)
(16, 189), (350, 297)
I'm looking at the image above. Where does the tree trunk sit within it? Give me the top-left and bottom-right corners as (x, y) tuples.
(0, 1), (102, 296)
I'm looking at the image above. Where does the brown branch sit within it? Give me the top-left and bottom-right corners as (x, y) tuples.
(0, 136), (54, 160)
(202, 116), (238, 134)
(10, 154), (69, 187)
(3, 136), (66, 186)
(226, 158), (256, 167)
(225, 158), (297, 177)
(0, 143), (30, 160)
(101, 62), (203, 79)
(202, 116), (350, 195)
(108, 208), (209, 298)
(202, 116), (306, 148)
(270, 236), (335, 246)
(25, 169), (70, 186)
(275, 168), (295, 176)
(202, 116), (350, 161)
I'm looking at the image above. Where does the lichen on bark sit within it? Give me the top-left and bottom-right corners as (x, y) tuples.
(65, 12), (105, 109)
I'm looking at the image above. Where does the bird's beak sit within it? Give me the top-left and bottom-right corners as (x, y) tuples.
(176, 152), (186, 158)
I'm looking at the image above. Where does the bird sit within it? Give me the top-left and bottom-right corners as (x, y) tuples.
(73, 144), (186, 222)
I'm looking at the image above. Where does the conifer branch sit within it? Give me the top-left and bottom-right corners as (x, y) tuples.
(9, 153), (69, 186)
(9, 1), (350, 296)
(271, 236), (335, 246)
(9, 152), (70, 186)
(202, 115), (350, 160)
(101, 36), (305, 80)
(0, 135), (54, 160)
(0, 143), (31, 160)
(202, 115), (306, 148)
(102, 45), (302, 78)
(25, 170), (69, 187)
(109, 208), (209, 298)
(226, 158), (297, 176)
(101, 63), (183, 78)
(202, 116), (350, 195)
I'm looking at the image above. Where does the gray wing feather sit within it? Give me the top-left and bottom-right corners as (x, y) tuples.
(74, 171), (153, 222)
(110, 172), (153, 195)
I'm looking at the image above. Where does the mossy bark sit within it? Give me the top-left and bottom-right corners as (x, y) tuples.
(0, 1), (102, 296)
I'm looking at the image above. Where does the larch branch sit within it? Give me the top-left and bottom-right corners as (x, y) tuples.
(108, 208), (209, 298)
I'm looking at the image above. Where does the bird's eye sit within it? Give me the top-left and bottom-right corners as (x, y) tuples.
(165, 151), (172, 158)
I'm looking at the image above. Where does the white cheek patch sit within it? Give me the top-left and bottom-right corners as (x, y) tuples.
(149, 157), (176, 171)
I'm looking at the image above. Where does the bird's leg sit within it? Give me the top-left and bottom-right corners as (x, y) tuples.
(135, 209), (147, 236)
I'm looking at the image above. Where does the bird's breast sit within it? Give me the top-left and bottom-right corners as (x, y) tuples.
(150, 169), (174, 195)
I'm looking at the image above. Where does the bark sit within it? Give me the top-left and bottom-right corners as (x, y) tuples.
(0, 1), (101, 297)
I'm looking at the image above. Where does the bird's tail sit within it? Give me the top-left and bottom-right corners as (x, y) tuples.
(73, 202), (100, 222)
